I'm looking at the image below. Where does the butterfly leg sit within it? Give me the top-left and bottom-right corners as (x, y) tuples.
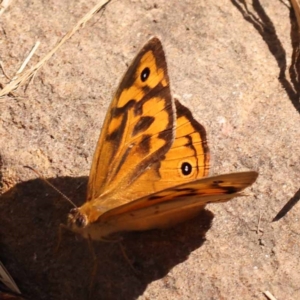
(87, 235), (98, 299)
(54, 223), (73, 254)
(118, 242), (140, 275)
(98, 234), (123, 243)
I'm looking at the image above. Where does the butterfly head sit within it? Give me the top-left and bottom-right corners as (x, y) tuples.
(66, 204), (117, 240)
(67, 208), (89, 231)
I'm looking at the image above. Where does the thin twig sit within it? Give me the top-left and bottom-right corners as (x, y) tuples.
(14, 41), (40, 76)
(256, 210), (263, 234)
(291, 0), (300, 29)
(0, 61), (12, 80)
(0, 261), (21, 294)
(0, 0), (14, 16)
(273, 187), (300, 221)
(250, 210), (263, 234)
(263, 291), (278, 300)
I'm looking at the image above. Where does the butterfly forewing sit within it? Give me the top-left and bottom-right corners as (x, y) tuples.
(87, 37), (175, 202)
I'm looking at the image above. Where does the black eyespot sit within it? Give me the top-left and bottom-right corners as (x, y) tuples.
(181, 162), (192, 176)
(141, 67), (150, 82)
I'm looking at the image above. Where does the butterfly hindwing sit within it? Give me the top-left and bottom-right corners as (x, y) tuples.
(158, 99), (210, 183)
(121, 99), (210, 200)
(100, 171), (258, 223)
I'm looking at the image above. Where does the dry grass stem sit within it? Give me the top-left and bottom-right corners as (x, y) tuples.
(14, 41), (40, 77)
(263, 291), (278, 300)
(0, 0), (13, 16)
(0, 0), (111, 98)
(0, 61), (12, 80)
(0, 260), (21, 294)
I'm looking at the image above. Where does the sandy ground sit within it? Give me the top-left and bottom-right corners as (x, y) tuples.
(0, 1), (300, 299)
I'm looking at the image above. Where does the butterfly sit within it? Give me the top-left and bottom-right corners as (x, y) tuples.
(67, 37), (258, 240)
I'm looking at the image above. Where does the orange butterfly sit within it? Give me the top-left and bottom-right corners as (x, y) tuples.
(66, 37), (258, 240)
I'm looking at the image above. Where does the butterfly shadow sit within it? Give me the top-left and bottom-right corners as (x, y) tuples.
(0, 176), (214, 300)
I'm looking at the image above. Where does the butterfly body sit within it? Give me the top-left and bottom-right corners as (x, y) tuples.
(67, 37), (258, 240)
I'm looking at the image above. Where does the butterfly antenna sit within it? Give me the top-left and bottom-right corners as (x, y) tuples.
(24, 166), (77, 208)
